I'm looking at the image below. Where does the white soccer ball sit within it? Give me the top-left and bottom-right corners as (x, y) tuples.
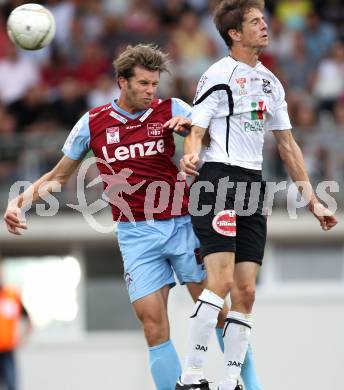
(7, 3), (56, 50)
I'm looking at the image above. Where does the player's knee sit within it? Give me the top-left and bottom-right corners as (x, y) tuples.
(141, 316), (169, 346)
(236, 284), (256, 311)
(208, 274), (234, 298)
(217, 278), (234, 297)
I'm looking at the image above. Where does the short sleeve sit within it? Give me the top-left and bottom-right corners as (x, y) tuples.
(171, 98), (192, 118)
(265, 78), (292, 131)
(62, 112), (90, 160)
(191, 72), (226, 129)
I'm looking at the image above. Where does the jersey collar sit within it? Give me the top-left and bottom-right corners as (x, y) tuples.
(111, 99), (146, 120)
(228, 54), (261, 69)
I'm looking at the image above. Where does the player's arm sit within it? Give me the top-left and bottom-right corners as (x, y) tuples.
(4, 111), (91, 235)
(4, 156), (82, 235)
(273, 129), (338, 230)
(181, 125), (207, 176)
(163, 98), (192, 136)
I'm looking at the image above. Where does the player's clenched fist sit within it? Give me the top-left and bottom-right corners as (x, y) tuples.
(3, 204), (27, 235)
(180, 153), (200, 176)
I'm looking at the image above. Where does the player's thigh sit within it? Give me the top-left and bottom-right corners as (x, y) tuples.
(117, 223), (175, 303)
(132, 285), (170, 325)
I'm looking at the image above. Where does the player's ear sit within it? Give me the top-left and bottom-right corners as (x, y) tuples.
(228, 29), (241, 43)
(118, 76), (127, 90)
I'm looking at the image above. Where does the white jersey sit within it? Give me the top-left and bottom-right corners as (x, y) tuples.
(192, 56), (292, 170)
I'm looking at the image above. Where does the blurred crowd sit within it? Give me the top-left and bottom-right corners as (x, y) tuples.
(0, 0), (344, 204)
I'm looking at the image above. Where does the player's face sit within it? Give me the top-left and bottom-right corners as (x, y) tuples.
(122, 66), (160, 111)
(238, 8), (268, 50)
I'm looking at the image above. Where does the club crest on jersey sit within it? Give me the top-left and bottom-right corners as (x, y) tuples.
(106, 127), (120, 144)
(236, 77), (248, 95)
(147, 123), (163, 137)
(262, 78), (272, 94)
(212, 210), (236, 237)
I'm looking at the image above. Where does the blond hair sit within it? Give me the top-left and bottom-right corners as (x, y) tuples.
(113, 44), (169, 79)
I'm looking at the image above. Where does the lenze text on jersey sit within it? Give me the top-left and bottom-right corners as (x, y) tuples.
(102, 139), (165, 163)
(244, 121), (264, 132)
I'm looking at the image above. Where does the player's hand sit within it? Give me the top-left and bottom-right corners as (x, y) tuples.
(180, 153), (199, 176)
(3, 204), (27, 235)
(309, 202), (338, 231)
(163, 116), (191, 135)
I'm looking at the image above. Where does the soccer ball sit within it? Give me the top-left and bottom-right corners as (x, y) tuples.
(7, 3), (56, 50)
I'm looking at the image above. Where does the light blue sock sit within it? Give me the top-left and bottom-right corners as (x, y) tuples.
(149, 339), (181, 390)
(215, 328), (262, 390)
(241, 344), (262, 390)
(216, 327), (225, 352)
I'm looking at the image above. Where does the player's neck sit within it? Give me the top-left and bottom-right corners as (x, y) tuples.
(116, 96), (140, 115)
(229, 46), (260, 68)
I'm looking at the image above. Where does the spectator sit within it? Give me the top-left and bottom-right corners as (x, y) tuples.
(313, 41), (344, 112)
(275, 0), (313, 31)
(303, 11), (337, 66)
(74, 41), (111, 90)
(157, 0), (189, 29)
(50, 77), (87, 128)
(0, 44), (40, 105)
(171, 8), (217, 78)
(46, 0), (75, 50)
(279, 31), (315, 93)
(8, 86), (53, 133)
(87, 73), (119, 108)
(264, 15), (294, 62)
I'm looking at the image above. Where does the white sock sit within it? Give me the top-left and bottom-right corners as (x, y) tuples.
(181, 289), (224, 384)
(221, 311), (253, 386)
(218, 377), (239, 390)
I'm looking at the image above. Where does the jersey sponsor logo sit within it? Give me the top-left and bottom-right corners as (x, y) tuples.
(195, 344), (208, 352)
(236, 77), (248, 95)
(227, 360), (242, 367)
(212, 210), (236, 237)
(106, 127), (120, 144)
(147, 123), (164, 137)
(244, 120), (264, 132)
(262, 78), (272, 94)
(126, 124), (142, 130)
(139, 108), (154, 122)
(242, 100), (267, 132)
(102, 139), (165, 163)
(251, 101), (267, 120)
(109, 111), (128, 124)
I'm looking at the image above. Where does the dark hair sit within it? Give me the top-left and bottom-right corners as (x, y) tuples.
(113, 44), (170, 79)
(213, 0), (265, 48)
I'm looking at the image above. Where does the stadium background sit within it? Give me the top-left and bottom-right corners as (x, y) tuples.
(0, 0), (343, 389)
